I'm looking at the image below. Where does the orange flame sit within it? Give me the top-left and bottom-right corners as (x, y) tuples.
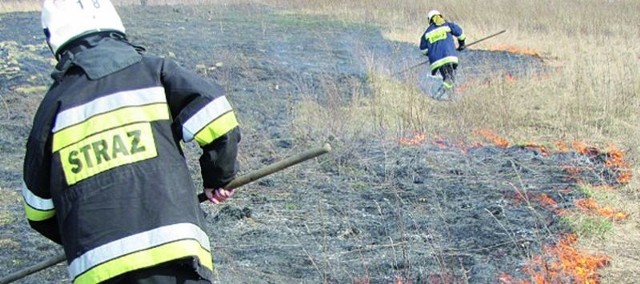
(489, 44), (543, 58)
(571, 141), (600, 157)
(399, 132), (426, 145)
(521, 143), (550, 156)
(504, 73), (518, 82)
(432, 138), (449, 149)
(475, 129), (509, 148)
(604, 144), (632, 184)
(575, 198), (629, 222)
(500, 234), (610, 284)
(500, 138), (631, 185)
(563, 141), (633, 184)
(535, 193), (558, 210)
(489, 139), (629, 283)
(562, 166), (584, 183)
(470, 142), (484, 148)
(554, 141), (570, 152)
(511, 191), (562, 214)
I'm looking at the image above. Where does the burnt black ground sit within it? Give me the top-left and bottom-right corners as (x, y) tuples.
(0, 4), (617, 284)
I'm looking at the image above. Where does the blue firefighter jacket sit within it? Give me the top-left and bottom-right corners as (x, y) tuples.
(419, 22), (466, 72)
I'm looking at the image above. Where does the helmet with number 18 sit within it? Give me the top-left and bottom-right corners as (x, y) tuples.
(41, 0), (125, 59)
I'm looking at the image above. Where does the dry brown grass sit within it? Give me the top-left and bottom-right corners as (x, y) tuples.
(3, 0), (639, 282)
(254, 1), (640, 283)
(0, 1), (38, 13)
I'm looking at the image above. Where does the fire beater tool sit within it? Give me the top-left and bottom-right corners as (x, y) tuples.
(393, 29), (507, 75)
(0, 143), (332, 284)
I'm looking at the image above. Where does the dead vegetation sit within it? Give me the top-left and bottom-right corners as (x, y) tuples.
(0, 0), (638, 283)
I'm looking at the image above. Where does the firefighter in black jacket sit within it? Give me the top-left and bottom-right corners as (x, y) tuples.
(22, 0), (240, 283)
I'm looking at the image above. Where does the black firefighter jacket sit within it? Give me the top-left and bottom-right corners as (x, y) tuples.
(22, 33), (240, 283)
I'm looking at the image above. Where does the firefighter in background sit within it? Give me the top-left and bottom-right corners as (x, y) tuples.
(419, 10), (466, 94)
(22, 0), (240, 283)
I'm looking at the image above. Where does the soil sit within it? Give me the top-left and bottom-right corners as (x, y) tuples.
(0, 4), (623, 284)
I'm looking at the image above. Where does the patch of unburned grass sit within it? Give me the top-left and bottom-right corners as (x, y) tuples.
(0, 187), (20, 203)
(562, 214), (614, 239)
(15, 85), (48, 95)
(0, 187), (19, 226)
(0, 1), (39, 13)
(0, 238), (20, 251)
(0, 190), (19, 208)
(0, 209), (15, 226)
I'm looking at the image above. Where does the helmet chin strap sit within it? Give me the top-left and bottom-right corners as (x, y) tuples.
(43, 28), (58, 60)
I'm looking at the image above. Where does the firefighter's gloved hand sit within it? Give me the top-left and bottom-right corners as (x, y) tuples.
(457, 39), (466, 51)
(205, 188), (235, 204)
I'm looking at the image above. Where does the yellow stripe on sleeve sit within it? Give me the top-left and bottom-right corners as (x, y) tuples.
(193, 112), (239, 146)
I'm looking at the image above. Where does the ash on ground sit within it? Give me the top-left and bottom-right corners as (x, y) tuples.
(0, 4), (620, 284)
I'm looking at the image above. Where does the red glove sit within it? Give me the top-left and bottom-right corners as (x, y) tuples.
(205, 188), (235, 204)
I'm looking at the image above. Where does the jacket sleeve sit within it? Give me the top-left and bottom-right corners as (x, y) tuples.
(161, 59), (241, 189)
(23, 102), (62, 244)
(419, 30), (429, 55)
(449, 22), (466, 41)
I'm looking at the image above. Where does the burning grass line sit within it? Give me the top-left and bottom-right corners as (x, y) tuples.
(500, 234), (611, 283)
(488, 44), (543, 59)
(574, 198), (629, 222)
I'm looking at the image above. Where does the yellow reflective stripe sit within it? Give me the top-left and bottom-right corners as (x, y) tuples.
(21, 183), (56, 221)
(52, 103), (169, 152)
(430, 56), (459, 71)
(74, 239), (213, 284)
(425, 26), (451, 44)
(59, 123), (158, 185)
(458, 34), (466, 41)
(23, 200), (56, 221)
(193, 112), (238, 146)
(183, 96), (234, 142)
(69, 223), (211, 278)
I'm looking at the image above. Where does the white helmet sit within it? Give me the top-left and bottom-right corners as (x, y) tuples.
(42, 0), (125, 56)
(427, 10), (442, 22)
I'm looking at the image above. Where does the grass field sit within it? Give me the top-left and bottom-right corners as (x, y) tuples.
(2, 0), (639, 282)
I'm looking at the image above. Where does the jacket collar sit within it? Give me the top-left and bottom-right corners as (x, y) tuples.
(52, 33), (144, 82)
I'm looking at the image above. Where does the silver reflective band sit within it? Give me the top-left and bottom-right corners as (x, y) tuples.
(21, 182), (54, 210)
(182, 96), (233, 142)
(430, 56), (459, 70)
(53, 87), (166, 132)
(68, 222), (211, 278)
